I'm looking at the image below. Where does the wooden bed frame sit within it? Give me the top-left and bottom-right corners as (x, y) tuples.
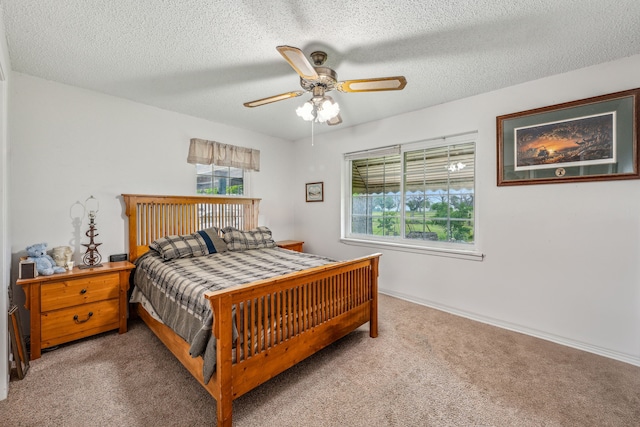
(122, 194), (380, 426)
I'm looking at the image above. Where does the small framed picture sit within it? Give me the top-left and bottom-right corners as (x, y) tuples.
(305, 182), (324, 202)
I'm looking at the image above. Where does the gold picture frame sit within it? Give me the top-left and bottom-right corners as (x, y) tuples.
(497, 88), (640, 186)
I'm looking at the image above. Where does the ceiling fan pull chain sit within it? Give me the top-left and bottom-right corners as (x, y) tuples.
(311, 119), (315, 146)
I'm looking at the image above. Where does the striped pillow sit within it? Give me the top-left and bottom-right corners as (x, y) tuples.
(222, 226), (276, 251)
(150, 227), (227, 260)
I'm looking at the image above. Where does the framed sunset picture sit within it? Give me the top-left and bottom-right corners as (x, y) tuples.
(497, 88), (639, 186)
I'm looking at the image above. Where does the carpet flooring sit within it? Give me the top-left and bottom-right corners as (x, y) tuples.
(2, 294), (639, 426)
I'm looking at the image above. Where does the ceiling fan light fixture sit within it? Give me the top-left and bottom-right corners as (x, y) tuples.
(296, 96), (340, 123)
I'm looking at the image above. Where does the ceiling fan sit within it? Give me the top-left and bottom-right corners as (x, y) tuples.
(243, 45), (407, 126)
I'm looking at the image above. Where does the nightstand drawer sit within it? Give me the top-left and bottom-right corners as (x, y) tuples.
(41, 273), (120, 311)
(41, 299), (120, 347)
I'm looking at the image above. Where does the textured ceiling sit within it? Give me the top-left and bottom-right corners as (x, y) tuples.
(2, 0), (640, 141)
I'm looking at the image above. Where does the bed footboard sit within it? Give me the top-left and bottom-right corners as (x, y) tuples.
(206, 253), (380, 427)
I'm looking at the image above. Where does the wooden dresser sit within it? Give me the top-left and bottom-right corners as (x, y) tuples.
(276, 240), (304, 252)
(16, 261), (134, 360)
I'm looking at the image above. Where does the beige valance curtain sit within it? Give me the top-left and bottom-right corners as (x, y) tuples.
(187, 138), (260, 171)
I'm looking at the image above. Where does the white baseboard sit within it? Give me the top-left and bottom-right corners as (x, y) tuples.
(380, 288), (640, 368)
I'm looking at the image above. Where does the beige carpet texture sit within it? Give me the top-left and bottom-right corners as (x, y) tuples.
(2, 294), (639, 426)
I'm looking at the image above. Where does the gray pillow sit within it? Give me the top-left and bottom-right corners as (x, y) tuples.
(149, 227), (227, 260)
(222, 226), (276, 251)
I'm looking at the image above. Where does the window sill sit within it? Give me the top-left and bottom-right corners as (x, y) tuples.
(340, 237), (484, 261)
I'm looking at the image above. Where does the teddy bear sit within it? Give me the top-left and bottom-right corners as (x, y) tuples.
(26, 242), (66, 276)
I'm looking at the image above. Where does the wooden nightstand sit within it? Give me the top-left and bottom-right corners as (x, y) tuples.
(16, 261), (134, 360)
(276, 240), (304, 252)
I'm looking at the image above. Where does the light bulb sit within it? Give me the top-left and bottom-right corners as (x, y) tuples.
(316, 98), (340, 122)
(296, 101), (315, 121)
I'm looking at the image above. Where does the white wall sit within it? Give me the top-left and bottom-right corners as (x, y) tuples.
(293, 54), (640, 366)
(8, 73), (296, 327)
(0, 5), (11, 401)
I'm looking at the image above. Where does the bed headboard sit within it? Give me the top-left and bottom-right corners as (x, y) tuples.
(122, 194), (260, 262)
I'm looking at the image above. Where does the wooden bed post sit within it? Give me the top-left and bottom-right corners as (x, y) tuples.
(370, 255), (379, 338)
(122, 194), (138, 263)
(211, 293), (234, 427)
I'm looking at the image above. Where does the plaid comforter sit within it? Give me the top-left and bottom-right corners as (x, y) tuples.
(132, 247), (336, 382)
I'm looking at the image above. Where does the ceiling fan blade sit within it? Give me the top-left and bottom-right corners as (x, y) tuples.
(243, 91), (304, 108)
(276, 45), (319, 80)
(337, 76), (407, 93)
(327, 113), (343, 126)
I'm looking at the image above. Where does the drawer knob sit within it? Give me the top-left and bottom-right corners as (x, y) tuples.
(73, 312), (93, 324)
(80, 288), (87, 294)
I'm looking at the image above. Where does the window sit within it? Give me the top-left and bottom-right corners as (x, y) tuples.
(196, 164), (244, 195)
(188, 138), (259, 196)
(345, 134), (476, 252)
